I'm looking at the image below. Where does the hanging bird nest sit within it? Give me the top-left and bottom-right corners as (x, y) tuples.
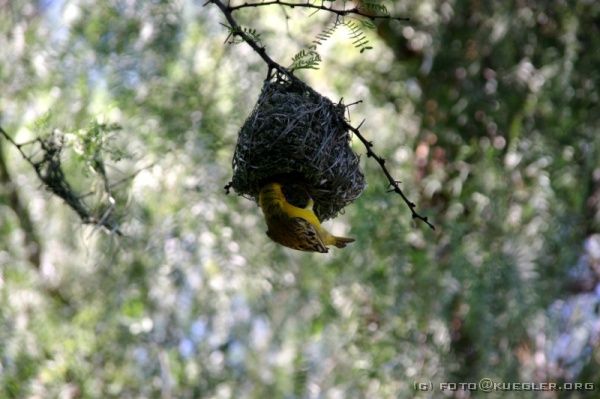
(229, 73), (365, 221)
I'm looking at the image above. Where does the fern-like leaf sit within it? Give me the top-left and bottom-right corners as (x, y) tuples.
(359, 19), (376, 30)
(312, 21), (342, 46)
(344, 20), (372, 53)
(220, 23), (263, 46)
(288, 1), (387, 70)
(357, 0), (389, 16)
(289, 46), (322, 71)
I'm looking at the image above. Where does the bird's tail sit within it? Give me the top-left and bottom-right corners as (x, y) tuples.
(332, 236), (355, 248)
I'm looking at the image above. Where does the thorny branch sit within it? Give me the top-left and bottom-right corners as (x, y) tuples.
(346, 121), (435, 229)
(228, 0), (409, 21)
(209, 0), (290, 80)
(207, 0), (434, 229)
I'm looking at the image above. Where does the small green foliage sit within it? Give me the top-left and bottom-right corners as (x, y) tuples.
(358, 18), (376, 30)
(289, 21), (340, 70)
(344, 20), (373, 53)
(220, 23), (263, 46)
(32, 111), (53, 133)
(71, 121), (126, 177)
(312, 21), (342, 46)
(240, 26), (262, 45)
(289, 45), (322, 71)
(290, 16), (376, 71)
(356, 0), (389, 17)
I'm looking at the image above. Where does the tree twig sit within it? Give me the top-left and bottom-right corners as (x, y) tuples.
(206, 0), (292, 79)
(227, 0), (410, 21)
(345, 121), (435, 230)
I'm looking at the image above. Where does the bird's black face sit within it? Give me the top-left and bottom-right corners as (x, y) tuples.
(258, 173), (311, 207)
(281, 182), (311, 209)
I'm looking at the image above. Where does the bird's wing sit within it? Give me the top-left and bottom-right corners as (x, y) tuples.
(292, 217), (328, 253)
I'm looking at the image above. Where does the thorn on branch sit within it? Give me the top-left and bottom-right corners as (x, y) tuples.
(226, 0), (410, 21)
(343, 121), (435, 230)
(346, 100), (363, 108)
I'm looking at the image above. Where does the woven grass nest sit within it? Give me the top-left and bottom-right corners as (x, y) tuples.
(230, 75), (366, 221)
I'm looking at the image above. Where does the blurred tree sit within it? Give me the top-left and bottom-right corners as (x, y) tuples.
(0, 0), (599, 398)
(366, 0), (600, 389)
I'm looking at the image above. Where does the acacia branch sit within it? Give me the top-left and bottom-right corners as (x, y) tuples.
(207, 0), (292, 79)
(208, 0), (433, 229)
(346, 121), (435, 230)
(228, 0), (409, 21)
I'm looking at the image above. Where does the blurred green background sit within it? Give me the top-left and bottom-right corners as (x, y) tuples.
(1, 0), (599, 398)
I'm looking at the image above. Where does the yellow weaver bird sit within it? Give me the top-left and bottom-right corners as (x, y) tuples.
(258, 182), (354, 253)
